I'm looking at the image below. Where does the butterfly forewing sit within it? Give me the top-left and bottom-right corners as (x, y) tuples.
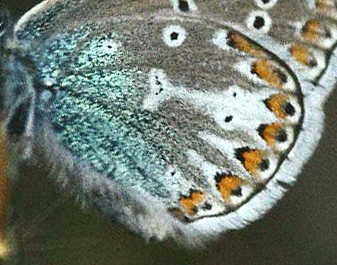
(8, 0), (337, 242)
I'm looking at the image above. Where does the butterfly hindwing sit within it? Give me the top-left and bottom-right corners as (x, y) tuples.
(7, 0), (337, 243)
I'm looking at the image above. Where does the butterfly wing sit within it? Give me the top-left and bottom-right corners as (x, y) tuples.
(11, 0), (337, 243)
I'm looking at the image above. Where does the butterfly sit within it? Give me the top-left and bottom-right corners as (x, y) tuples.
(0, 0), (336, 260)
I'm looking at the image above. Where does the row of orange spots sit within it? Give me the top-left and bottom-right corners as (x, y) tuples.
(290, 44), (317, 67)
(0, 129), (10, 260)
(290, 2), (337, 72)
(228, 32), (291, 90)
(258, 123), (287, 147)
(252, 59), (288, 89)
(227, 32), (267, 58)
(291, 2), (337, 69)
(179, 190), (205, 215)
(215, 174), (243, 203)
(265, 94), (294, 119)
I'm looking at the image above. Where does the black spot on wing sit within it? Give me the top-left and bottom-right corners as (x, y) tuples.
(178, 0), (190, 12)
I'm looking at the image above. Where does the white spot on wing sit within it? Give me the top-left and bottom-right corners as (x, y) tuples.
(145, 69), (278, 132)
(162, 25), (187, 48)
(212, 30), (231, 51)
(101, 40), (119, 55)
(186, 149), (220, 180)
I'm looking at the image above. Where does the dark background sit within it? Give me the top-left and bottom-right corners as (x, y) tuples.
(3, 1), (337, 264)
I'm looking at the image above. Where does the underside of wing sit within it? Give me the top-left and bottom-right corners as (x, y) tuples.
(12, 0), (337, 243)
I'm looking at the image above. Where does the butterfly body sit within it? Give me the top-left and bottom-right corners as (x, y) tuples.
(0, 0), (336, 252)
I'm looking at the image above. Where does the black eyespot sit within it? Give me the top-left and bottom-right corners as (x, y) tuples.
(262, 0), (271, 3)
(253, 16), (265, 30)
(178, 0), (190, 12)
(259, 159), (270, 171)
(170, 32), (179, 40)
(231, 186), (243, 197)
(284, 102), (295, 116)
(276, 129), (288, 142)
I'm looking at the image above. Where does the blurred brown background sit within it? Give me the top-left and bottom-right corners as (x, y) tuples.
(3, 1), (337, 264)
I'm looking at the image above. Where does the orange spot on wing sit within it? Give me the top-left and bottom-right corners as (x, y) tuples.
(252, 59), (288, 89)
(302, 20), (327, 42)
(291, 44), (316, 67)
(241, 149), (263, 174)
(259, 123), (283, 147)
(316, 0), (336, 12)
(179, 190), (204, 215)
(228, 32), (266, 58)
(216, 174), (243, 202)
(265, 94), (292, 119)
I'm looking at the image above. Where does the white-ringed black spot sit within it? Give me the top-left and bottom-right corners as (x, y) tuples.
(178, 0), (189, 12)
(253, 16), (265, 30)
(247, 11), (272, 34)
(162, 25), (187, 47)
